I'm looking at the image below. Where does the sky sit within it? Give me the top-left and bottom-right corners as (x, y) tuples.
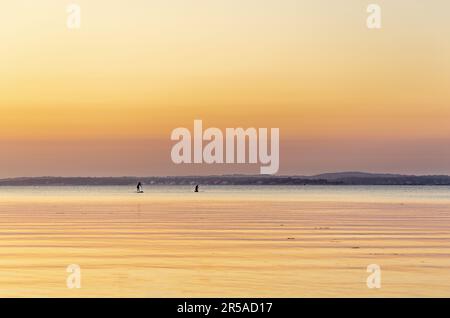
(1, 0), (449, 177)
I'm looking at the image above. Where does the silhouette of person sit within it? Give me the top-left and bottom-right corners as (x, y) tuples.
(194, 185), (199, 193)
(137, 182), (142, 192)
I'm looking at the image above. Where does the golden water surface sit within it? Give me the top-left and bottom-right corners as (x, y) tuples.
(0, 186), (449, 297)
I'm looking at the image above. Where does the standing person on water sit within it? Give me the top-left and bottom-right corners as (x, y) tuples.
(194, 185), (199, 193)
(137, 182), (143, 193)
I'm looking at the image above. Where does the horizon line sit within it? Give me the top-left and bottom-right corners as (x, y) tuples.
(2, 171), (450, 180)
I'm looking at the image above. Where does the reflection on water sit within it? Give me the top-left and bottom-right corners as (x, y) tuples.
(1, 185), (450, 203)
(0, 186), (449, 297)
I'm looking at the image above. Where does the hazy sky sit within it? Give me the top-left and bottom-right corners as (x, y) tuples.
(1, 0), (449, 177)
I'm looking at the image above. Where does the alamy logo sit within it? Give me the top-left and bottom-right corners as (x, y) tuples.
(171, 120), (280, 174)
(66, 264), (81, 289)
(367, 4), (382, 29)
(66, 3), (81, 29)
(366, 264), (382, 289)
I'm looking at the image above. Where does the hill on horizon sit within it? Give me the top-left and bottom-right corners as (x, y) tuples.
(0, 172), (450, 186)
(310, 171), (406, 180)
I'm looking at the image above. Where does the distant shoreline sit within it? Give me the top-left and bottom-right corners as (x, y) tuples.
(1, 172), (450, 186)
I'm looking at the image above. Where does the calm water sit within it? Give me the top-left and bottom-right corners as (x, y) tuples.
(1, 185), (450, 203)
(0, 185), (449, 297)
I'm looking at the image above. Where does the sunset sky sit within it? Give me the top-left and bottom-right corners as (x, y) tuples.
(1, 0), (449, 177)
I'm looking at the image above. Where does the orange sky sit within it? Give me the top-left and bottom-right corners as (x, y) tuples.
(1, 0), (449, 177)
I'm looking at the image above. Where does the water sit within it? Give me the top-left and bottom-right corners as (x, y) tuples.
(1, 185), (450, 203)
(0, 185), (449, 297)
